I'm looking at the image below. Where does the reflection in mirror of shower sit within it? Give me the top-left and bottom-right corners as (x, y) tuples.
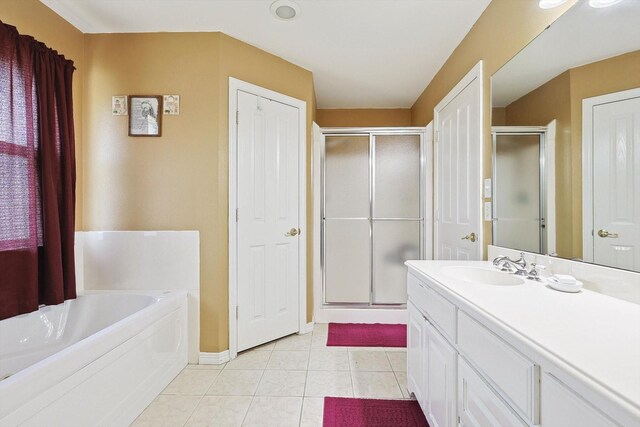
(493, 134), (543, 254)
(322, 133), (422, 306)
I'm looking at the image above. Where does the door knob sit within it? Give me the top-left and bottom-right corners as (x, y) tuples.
(285, 228), (300, 237)
(461, 232), (477, 242)
(597, 229), (618, 238)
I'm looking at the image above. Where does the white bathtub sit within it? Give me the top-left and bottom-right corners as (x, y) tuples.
(0, 291), (188, 426)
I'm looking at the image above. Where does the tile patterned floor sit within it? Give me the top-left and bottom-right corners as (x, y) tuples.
(132, 323), (412, 426)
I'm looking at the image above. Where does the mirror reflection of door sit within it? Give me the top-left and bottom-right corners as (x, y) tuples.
(586, 90), (640, 272)
(492, 130), (547, 254)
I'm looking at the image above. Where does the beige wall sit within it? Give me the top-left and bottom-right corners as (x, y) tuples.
(504, 71), (573, 258)
(1, 0), (85, 228)
(491, 107), (506, 126)
(316, 109), (412, 127)
(83, 32), (314, 352)
(410, 0), (578, 258)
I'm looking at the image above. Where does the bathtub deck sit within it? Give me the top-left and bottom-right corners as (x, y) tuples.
(132, 323), (411, 426)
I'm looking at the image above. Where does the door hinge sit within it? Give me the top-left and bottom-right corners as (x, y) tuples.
(236, 110), (239, 124)
(434, 130), (439, 143)
(236, 208), (239, 222)
(236, 306), (239, 320)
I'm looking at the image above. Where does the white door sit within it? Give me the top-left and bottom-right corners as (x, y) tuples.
(237, 90), (300, 351)
(592, 95), (640, 271)
(435, 65), (482, 260)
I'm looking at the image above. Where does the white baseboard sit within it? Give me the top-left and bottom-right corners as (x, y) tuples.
(199, 350), (230, 365)
(313, 307), (407, 324)
(299, 322), (314, 334)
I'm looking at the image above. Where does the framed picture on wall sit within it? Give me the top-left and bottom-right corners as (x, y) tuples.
(128, 95), (163, 137)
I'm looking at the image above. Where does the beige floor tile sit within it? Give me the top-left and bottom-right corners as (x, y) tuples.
(300, 397), (324, 427)
(255, 370), (307, 397)
(242, 396), (303, 427)
(132, 395), (200, 427)
(162, 368), (220, 395)
(267, 350), (309, 370)
(252, 341), (277, 351)
(185, 396), (252, 427)
(313, 323), (329, 334)
(274, 333), (312, 351)
(386, 351), (407, 372)
(347, 346), (388, 352)
(206, 370), (263, 396)
(351, 371), (403, 398)
(225, 350), (272, 370)
(308, 350), (350, 371)
(187, 363), (226, 370)
(349, 350), (393, 371)
(304, 371), (353, 397)
(311, 333), (329, 348)
(394, 371), (412, 399)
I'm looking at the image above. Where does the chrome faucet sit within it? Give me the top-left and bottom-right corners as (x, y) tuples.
(493, 252), (528, 276)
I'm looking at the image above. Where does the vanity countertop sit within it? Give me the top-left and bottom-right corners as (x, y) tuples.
(405, 260), (640, 415)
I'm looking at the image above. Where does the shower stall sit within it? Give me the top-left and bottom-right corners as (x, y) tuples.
(320, 128), (426, 308)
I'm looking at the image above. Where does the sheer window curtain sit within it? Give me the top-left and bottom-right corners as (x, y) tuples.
(0, 22), (76, 320)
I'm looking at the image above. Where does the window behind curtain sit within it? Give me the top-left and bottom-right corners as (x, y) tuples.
(0, 35), (42, 252)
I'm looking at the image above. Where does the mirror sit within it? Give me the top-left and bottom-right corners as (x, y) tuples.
(490, 0), (640, 272)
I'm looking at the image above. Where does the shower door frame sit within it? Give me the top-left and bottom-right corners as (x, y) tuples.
(320, 127), (428, 308)
(491, 127), (547, 255)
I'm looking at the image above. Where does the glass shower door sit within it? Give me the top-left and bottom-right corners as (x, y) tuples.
(322, 132), (423, 306)
(323, 135), (370, 303)
(372, 135), (421, 304)
(493, 133), (543, 253)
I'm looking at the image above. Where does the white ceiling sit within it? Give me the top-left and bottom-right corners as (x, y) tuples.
(492, 0), (640, 108)
(39, 0), (490, 109)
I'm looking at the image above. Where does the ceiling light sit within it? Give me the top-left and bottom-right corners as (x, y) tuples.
(538, 0), (568, 9)
(588, 0), (623, 7)
(270, 0), (300, 21)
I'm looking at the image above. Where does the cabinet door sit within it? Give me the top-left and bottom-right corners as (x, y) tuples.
(542, 373), (618, 427)
(426, 323), (457, 427)
(407, 302), (428, 406)
(458, 357), (527, 427)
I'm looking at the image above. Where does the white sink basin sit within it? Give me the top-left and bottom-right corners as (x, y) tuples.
(441, 266), (525, 286)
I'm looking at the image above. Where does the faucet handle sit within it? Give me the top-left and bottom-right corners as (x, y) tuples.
(526, 263), (546, 281)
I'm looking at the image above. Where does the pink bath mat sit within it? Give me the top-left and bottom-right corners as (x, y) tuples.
(323, 397), (428, 427)
(327, 323), (407, 347)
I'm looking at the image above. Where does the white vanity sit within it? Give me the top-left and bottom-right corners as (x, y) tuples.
(405, 260), (640, 427)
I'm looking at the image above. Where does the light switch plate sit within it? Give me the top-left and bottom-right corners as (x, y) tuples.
(484, 178), (492, 198)
(484, 202), (492, 221)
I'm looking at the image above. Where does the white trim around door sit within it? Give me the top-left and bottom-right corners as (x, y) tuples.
(582, 87), (640, 264)
(228, 77), (307, 359)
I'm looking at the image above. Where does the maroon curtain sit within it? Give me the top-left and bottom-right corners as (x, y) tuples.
(0, 22), (76, 320)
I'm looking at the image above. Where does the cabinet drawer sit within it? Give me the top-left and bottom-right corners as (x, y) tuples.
(458, 357), (527, 427)
(407, 273), (456, 342)
(458, 311), (539, 423)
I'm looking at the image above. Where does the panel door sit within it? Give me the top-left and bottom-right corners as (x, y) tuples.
(436, 80), (482, 260)
(458, 357), (527, 427)
(407, 302), (428, 408)
(426, 323), (457, 427)
(237, 91), (300, 351)
(592, 95), (640, 271)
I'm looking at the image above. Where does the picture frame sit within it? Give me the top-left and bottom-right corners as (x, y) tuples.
(112, 95), (127, 115)
(128, 95), (163, 137)
(163, 95), (180, 115)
